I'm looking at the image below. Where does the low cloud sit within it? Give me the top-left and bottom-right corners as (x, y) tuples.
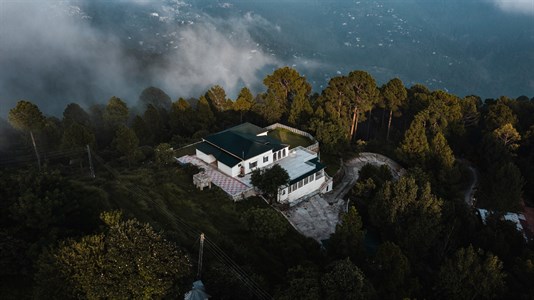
(0, 1), (139, 116)
(152, 13), (278, 99)
(0, 1), (279, 116)
(155, 25), (277, 99)
(490, 0), (534, 15)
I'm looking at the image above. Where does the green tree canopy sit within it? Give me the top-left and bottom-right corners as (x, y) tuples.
(103, 96), (129, 128)
(154, 143), (174, 166)
(196, 96), (215, 130)
(429, 131), (455, 171)
(397, 113), (430, 166)
(346, 70), (380, 140)
(321, 258), (368, 300)
(143, 104), (165, 145)
(138, 86), (172, 111)
(49, 211), (191, 299)
(250, 164), (290, 204)
(241, 207), (288, 241)
(234, 87), (255, 123)
(169, 98), (194, 136)
(437, 245), (505, 300)
(62, 103), (91, 127)
(206, 85), (230, 112)
(480, 162), (523, 213)
(277, 265), (321, 300)
(261, 67), (312, 124)
(61, 122), (96, 150)
(8, 100), (45, 132)
(484, 101), (517, 131)
(132, 115), (151, 146)
(113, 125), (139, 167)
(427, 90), (463, 134)
(460, 95), (481, 128)
(328, 206), (365, 262)
(370, 177), (443, 261)
(381, 78), (407, 141)
(492, 123), (521, 151)
(374, 241), (414, 299)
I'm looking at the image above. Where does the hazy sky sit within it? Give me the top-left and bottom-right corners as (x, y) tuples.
(490, 0), (534, 14)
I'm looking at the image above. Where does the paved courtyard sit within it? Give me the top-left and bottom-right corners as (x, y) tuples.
(282, 194), (344, 242)
(177, 155), (252, 199)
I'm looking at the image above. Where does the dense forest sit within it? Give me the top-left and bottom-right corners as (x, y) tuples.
(1, 67), (534, 299)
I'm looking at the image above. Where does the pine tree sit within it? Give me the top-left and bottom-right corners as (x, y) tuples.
(381, 78), (407, 141)
(328, 206), (365, 262)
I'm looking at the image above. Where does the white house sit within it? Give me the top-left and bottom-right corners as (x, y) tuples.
(195, 123), (332, 204)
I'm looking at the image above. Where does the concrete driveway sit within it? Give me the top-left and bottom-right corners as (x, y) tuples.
(282, 152), (405, 243)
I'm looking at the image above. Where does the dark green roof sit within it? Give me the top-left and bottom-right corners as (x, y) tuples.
(203, 123), (286, 161)
(223, 122), (267, 135)
(196, 141), (241, 167)
(289, 158), (326, 185)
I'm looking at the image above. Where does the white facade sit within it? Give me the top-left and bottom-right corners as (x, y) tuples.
(278, 170), (327, 205)
(272, 147), (330, 205)
(196, 146), (290, 178)
(193, 123), (331, 203)
(196, 149), (216, 164)
(217, 161), (238, 177)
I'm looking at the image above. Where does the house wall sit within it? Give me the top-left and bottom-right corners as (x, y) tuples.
(196, 149), (216, 164)
(272, 146), (290, 163)
(321, 178), (333, 194)
(217, 162), (238, 177)
(278, 170), (326, 205)
(242, 150), (274, 174)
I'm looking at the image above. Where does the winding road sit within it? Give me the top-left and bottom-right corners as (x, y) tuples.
(283, 152), (405, 242)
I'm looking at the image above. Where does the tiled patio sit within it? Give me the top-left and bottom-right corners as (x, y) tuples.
(177, 155), (253, 199)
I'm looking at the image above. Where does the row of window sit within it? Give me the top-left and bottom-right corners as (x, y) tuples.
(273, 149), (287, 161)
(249, 149), (288, 170)
(288, 169), (323, 194)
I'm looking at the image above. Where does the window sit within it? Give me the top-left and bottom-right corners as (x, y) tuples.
(291, 183), (297, 192)
(298, 180), (303, 188)
(282, 189), (286, 195)
(282, 149), (286, 157)
(249, 161), (257, 169)
(263, 156), (269, 163)
(304, 177), (309, 185)
(309, 174), (315, 182)
(273, 153), (277, 161)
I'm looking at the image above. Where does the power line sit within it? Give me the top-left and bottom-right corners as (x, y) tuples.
(89, 150), (272, 299)
(0, 147), (85, 166)
(204, 242), (272, 300)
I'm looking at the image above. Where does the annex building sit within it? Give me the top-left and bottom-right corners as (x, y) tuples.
(193, 123), (332, 204)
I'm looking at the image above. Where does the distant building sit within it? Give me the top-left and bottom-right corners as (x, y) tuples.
(194, 123), (332, 204)
(477, 208), (530, 241)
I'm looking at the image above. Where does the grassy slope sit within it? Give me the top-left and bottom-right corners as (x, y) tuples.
(93, 165), (322, 293)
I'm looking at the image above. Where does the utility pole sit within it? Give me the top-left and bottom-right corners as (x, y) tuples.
(86, 144), (95, 178)
(30, 131), (41, 172)
(197, 233), (205, 279)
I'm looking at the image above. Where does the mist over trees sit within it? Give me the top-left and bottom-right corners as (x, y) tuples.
(2, 67), (534, 299)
